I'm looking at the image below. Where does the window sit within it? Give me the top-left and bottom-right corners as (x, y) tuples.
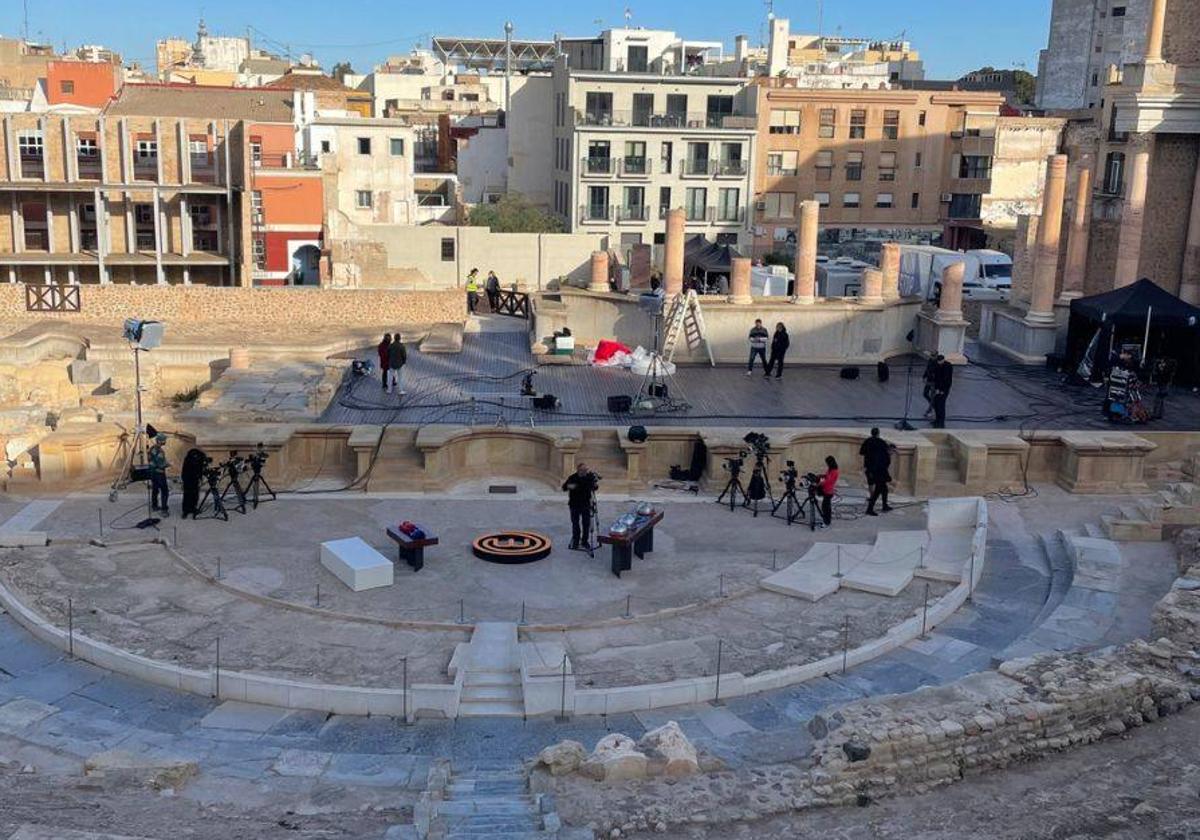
(355, 137), (374, 155)
(252, 238), (266, 269)
(815, 150), (833, 182)
(624, 140), (647, 174)
(883, 110), (899, 140)
(188, 204), (213, 226)
(249, 140), (262, 166)
(818, 109), (836, 138)
(627, 45), (649, 73)
(665, 94), (687, 125)
(60, 80), (75, 95)
(653, 233), (666, 245)
(1111, 5), (1126, 16)
(911, 192), (921, 209)
(915, 151), (923, 168)
(135, 139), (157, 161)
(79, 202), (96, 223)
(879, 151), (897, 181)
(18, 131), (44, 157)
(948, 193), (982, 219)
(251, 190), (263, 222)
(632, 93), (654, 127)
(585, 91), (613, 124)
(356, 190), (373, 209)
(685, 187), (707, 221)
(134, 204), (154, 225)
(193, 230), (217, 251)
(659, 186), (671, 216)
(686, 141), (710, 175)
(587, 185), (609, 220)
(441, 237), (455, 261)
(918, 110), (927, 127)
(718, 188), (740, 222)
(390, 138), (405, 156)
(587, 140), (611, 173)
(320, 140), (331, 153)
(720, 142), (744, 175)
(660, 141), (673, 175)
(187, 138), (208, 159)
(845, 151), (864, 182)
(843, 192), (861, 208)
(705, 95), (734, 128)
(1103, 151), (1126, 194)
(461, 93), (479, 102)
(767, 150), (798, 176)
(762, 192), (795, 219)
(814, 192), (831, 207)
(849, 109), (867, 139)
(875, 192), (894, 208)
(769, 109), (801, 134)
(77, 137), (98, 157)
(1091, 72), (1100, 87)
(959, 155), (993, 179)
(622, 186), (646, 220)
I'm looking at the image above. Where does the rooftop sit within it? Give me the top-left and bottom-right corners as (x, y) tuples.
(104, 82), (294, 121)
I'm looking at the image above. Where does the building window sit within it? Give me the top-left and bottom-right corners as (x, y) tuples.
(918, 110), (927, 127)
(814, 192), (831, 208)
(627, 45), (649, 73)
(252, 238), (266, 269)
(1111, 5), (1126, 16)
(587, 140), (611, 173)
(1103, 152), (1126, 194)
(632, 92), (654, 126)
(843, 192), (861, 209)
(685, 187), (708, 221)
(77, 137), (99, 157)
(1091, 72), (1100, 87)
(321, 140), (331, 153)
(718, 188), (740, 222)
(686, 142), (711, 175)
(815, 150), (833, 182)
(188, 204), (213, 227)
(17, 131), (43, 159)
(356, 190), (373, 209)
(624, 140), (647, 175)
(188, 138), (208, 160)
(441, 237), (455, 261)
(585, 91), (613, 124)
(875, 192), (894, 208)
(911, 192), (921, 209)
(719, 142), (744, 175)
(80, 203), (96, 223)
(135, 140), (158, 162)
(818, 108), (836, 139)
(767, 151), (798, 176)
(665, 94), (687, 125)
(660, 141), (673, 175)
(134, 204), (154, 225)
(461, 93), (479, 102)
(915, 151), (923, 168)
(622, 186), (646, 218)
(390, 138), (405, 156)
(959, 155), (992, 179)
(849, 109), (867, 139)
(251, 190), (263, 223)
(357, 137), (371, 155)
(879, 151), (897, 181)
(586, 185), (609, 220)
(705, 95), (734, 128)
(769, 109), (801, 134)
(845, 151), (864, 181)
(58, 79), (75, 95)
(883, 110), (899, 140)
(762, 192), (795, 219)
(948, 193), (982, 219)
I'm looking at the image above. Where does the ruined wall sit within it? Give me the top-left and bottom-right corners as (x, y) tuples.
(1139, 135), (1200, 296)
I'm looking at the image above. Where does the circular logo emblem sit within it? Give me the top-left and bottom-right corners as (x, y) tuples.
(472, 531), (553, 564)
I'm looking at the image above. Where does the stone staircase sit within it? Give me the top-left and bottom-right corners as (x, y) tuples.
(1100, 482), (1200, 542)
(366, 427), (425, 491)
(452, 623), (526, 718)
(575, 429), (626, 486)
(433, 762), (570, 839)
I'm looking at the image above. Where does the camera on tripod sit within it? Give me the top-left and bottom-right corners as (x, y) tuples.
(743, 432), (770, 458)
(248, 443), (269, 472)
(780, 460), (798, 486)
(222, 454), (247, 477)
(723, 452), (747, 474)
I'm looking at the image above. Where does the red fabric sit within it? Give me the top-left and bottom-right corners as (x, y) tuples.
(820, 468), (839, 496)
(593, 339), (631, 362)
(378, 340), (390, 367)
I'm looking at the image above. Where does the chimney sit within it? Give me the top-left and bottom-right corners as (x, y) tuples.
(768, 18), (789, 77)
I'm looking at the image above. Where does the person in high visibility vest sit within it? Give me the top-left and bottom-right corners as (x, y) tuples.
(465, 268), (480, 314)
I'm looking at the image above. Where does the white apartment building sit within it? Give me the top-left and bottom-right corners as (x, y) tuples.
(1036, 0), (1150, 110)
(550, 30), (757, 257)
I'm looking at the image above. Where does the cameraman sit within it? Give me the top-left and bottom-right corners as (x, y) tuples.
(562, 462), (600, 550)
(859, 427), (895, 516)
(148, 433), (170, 517)
(816, 455), (839, 529)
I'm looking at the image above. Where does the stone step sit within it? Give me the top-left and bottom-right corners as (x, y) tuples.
(463, 670), (521, 687)
(1083, 521), (1106, 539)
(447, 783), (529, 797)
(445, 832), (550, 840)
(457, 699), (526, 717)
(462, 684), (523, 703)
(1100, 512), (1162, 542)
(436, 800), (537, 817)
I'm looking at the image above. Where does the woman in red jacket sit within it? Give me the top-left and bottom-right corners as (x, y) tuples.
(377, 333), (392, 391)
(817, 455), (839, 528)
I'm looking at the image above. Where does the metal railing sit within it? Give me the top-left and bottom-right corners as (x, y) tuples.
(575, 110), (752, 129)
(718, 161), (747, 177)
(582, 156), (614, 175)
(494, 288), (530, 319)
(683, 159), (716, 176)
(684, 206), (716, 223)
(579, 204), (613, 222)
(25, 284), (81, 313)
(616, 206), (650, 222)
(252, 152), (320, 170)
(621, 156), (650, 175)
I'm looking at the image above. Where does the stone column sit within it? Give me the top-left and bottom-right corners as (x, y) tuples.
(793, 199), (818, 304)
(880, 241), (901, 300)
(860, 268), (883, 304)
(588, 250), (609, 293)
(664, 208), (685, 296)
(1060, 162), (1092, 301)
(1145, 0), (1168, 62)
(1028, 154), (1067, 324)
(729, 256), (752, 304)
(1180, 161), (1200, 304)
(937, 261), (965, 321)
(1114, 139), (1151, 288)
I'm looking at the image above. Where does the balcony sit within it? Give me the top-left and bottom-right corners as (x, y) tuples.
(575, 110), (753, 130)
(191, 162), (218, 184)
(715, 207), (746, 225)
(717, 160), (747, 177)
(682, 159), (716, 177)
(684, 207), (715, 223)
(579, 204), (613, 223)
(620, 156), (650, 176)
(766, 165), (798, 177)
(616, 205), (650, 222)
(252, 152), (319, 170)
(582, 156), (614, 176)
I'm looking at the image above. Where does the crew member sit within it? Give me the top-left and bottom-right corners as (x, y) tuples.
(816, 455), (839, 529)
(562, 462), (599, 551)
(388, 332), (408, 395)
(746, 319), (769, 376)
(466, 268), (481, 314)
(931, 355), (954, 429)
(180, 448), (207, 519)
(766, 322), (789, 381)
(859, 427), (894, 516)
(377, 333), (392, 391)
(148, 433), (170, 516)
(922, 354), (939, 418)
(485, 270), (501, 312)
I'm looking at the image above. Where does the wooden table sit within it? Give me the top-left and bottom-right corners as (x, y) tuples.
(386, 526), (439, 572)
(597, 510), (664, 577)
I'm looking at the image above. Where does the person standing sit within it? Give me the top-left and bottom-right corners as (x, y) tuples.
(922, 354), (939, 418)
(148, 433), (170, 517)
(766, 322), (789, 380)
(387, 332), (408, 395)
(932, 355), (953, 429)
(180, 448), (207, 519)
(859, 427), (895, 516)
(485, 270), (501, 312)
(746, 319), (769, 376)
(816, 455), (839, 529)
(377, 333), (392, 391)
(465, 268), (481, 314)
(562, 462), (600, 551)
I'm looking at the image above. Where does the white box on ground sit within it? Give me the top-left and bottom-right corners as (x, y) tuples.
(320, 537), (393, 592)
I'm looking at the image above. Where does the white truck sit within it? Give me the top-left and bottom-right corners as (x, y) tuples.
(897, 245), (1012, 302)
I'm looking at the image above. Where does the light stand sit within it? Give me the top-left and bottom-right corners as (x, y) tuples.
(109, 319), (165, 528)
(895, 328), (918, 432)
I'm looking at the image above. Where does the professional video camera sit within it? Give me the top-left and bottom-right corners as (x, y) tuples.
(742, 432), (771, 458)
(247, 443), (269, 473)
(723, 452), (747, 475)
(780, 460), (799, 487)
(222, 453), (247, 478)
(202, 463), (223, 485)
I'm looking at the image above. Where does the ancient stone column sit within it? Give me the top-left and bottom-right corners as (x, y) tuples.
(589, 250), (609, 293)
(1145, 0), (1168, 62)
(664, 208), (685, 296)
(1114, 140), (1151, 288)
(793, 200), (818, 304)
(860, 268), (883, 304)
(937, 261), (965, 321)
(1060, 162), (1092, 301)
(1181, 162), (1200, 304)
(729, 256), (752, 304)
(880, 241), (901, 300)
(1028, 154), (1068, 324)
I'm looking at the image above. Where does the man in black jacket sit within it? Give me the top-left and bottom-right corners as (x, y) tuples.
(766, 322), (790, 380)
(859, 427), (895, 516)
(562, 462), (599, 550)
(387, 333), (408, 395)
(931, 355), (953, 428)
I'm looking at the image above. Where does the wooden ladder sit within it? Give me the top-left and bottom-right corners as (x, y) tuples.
(660, 290), (714, 367)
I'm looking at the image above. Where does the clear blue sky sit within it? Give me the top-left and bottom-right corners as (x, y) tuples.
(1, 0), (1050, 79)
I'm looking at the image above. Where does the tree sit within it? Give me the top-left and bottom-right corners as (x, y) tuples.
(467, 193), (564, 234)
(330, 61), (355, 84)
(1011, 70), (1037, 105)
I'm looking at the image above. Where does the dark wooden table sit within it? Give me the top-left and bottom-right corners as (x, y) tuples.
(386, 526), (439, 572)
(597, 510), (664, 577)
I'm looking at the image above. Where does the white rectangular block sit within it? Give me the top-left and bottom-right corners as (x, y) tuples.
(320, 537), (393, 592)
(0, 531), (48, 548)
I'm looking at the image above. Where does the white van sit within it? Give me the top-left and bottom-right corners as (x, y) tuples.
(897, 245), (1012, 302)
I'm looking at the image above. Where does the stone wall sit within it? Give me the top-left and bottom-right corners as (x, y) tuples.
(0, 284), (465, 327)
(1139, 135), (1200, 297)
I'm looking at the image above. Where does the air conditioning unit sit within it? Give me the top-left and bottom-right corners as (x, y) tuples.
(950, 131), (964, 139)
(754, 200), (766, 211)
(940, 193), (953, 203)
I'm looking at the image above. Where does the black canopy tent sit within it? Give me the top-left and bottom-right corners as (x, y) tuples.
(1065, 278), (1200, 383)
(683, 235), (742, 293)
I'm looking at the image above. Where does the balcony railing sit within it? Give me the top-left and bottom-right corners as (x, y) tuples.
(616, 205), (650, 222)
(683, 159), (716, 176)
(191, 164), (218, 184)
(621, 156), (650, 175)
(766, 165), (798, 177)
(133, 160), (159, 181)
(684, 207), (715, 223)
(718, 160), (747, 177)
(580, 204), (613, 222)
(575, 110), (752, 129)
(582, 156), (614, 175)
(252, 152), (319, 170)
(715, 207), (746, 224)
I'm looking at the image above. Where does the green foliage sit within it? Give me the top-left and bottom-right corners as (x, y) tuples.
(467, 194), (564, 234)
(171, 385), (202, 406)
(331, 61), (355, 83)
(1011, 70), (1036, 105)
(761, 252), (793, 268)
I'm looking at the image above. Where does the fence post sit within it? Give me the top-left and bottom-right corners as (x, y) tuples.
(968, 547), (976, 603)
(214, 636), (221, 699)
(216, 556), (221, 580)
(718, 573), (725, 598)
(519, 601), (527, 626)
(402, 657), (409, 726)
(920, 582), (931, 639)
(624, 594), (631, 618)
(835, 545), (844, 578)
(98, 509), (103, 538)
(841, 615), (849, 674)
(556, 654), (569, 723)
(457, 598), (466, 625)
(713, 640), (724, 705)
(316, 583), (321, 608)
(67, 598), (74, 658)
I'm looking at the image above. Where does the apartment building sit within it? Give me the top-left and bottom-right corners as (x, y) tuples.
(550, 30), (757, 256)
(1036, 0), (1150, 110)
(750, 78), (1004, 256)
(0, 84), (323, 286)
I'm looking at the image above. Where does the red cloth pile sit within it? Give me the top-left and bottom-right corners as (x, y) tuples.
(593, 339), (632, 362)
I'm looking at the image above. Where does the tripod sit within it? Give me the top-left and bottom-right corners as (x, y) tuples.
(772, 477), (804, 525)
(245, 463), (276, 509)
(895, 327), (919, 432)
(743, 452), (774, 516)
(716, 462), (748, 511)
(196, 471), (229, 521)
(220, 465), (247, 515)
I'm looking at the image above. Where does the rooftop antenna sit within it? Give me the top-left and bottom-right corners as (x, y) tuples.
(22, 0), (30, 42)
(817, 0), (824, 36)
(624, 6), (633, 26)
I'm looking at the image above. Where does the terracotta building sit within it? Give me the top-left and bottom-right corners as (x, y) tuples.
(45, 60), (120, 109)
(750, 78), (1004, 257)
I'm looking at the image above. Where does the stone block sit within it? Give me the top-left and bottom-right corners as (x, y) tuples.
(0, 532), (48, 547)
(320, 537), (393, 592)
(68, 359), (105, 385)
